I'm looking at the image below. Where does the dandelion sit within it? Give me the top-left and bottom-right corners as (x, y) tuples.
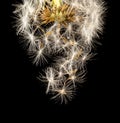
(14, 0), (105, 103)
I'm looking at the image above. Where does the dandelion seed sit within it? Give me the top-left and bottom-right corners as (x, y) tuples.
(33, 48), (47, 65)
(45, 68), (58, 93)
(51, 82), (75, 104)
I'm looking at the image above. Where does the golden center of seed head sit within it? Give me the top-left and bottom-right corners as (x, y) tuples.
(40, 1), (75, 26)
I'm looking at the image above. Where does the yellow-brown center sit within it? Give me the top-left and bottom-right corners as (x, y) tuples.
(40, 3), (75, 26)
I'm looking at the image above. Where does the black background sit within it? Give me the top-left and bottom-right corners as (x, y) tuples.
(7, 0), (112, 120)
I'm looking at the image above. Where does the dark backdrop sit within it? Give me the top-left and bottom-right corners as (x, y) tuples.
(7, 0), (112, 120)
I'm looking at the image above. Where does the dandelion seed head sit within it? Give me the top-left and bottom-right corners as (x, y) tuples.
(14, 0), (105, 103)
